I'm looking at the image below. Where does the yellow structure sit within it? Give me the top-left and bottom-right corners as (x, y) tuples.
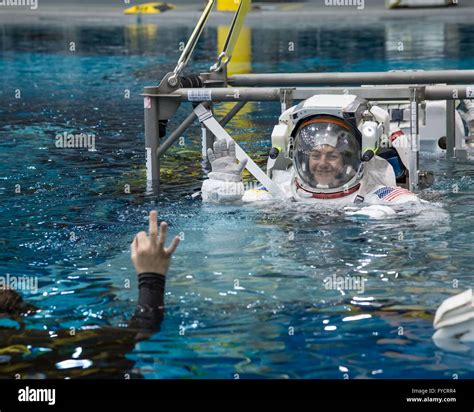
(125, 23), (159, 52)
(215, 23), (253, 130)
(217, 0), (250, 12)
(123, 2), (175, 14)
(217, 25), (251, 75)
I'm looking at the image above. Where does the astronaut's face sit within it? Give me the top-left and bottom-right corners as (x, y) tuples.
(309, 145), (344, 186)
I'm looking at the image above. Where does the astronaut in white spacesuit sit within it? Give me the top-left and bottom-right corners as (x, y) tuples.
(201, 94), (424, 219)
(199, 94), (473, 350)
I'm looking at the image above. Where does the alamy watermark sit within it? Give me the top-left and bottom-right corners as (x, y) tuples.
(18, 386), (55, 406)
(208, 180), (263, 198)
(0, 0), (38, 10)
(55, 132), (96, 151)
(324, 0), (364, 10)
(0, 274), (38, 294)
(324, 274), (366, 294)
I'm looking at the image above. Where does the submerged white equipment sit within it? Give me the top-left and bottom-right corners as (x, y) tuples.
(432, 289), (474, 353)
(386, 0), (457, 7)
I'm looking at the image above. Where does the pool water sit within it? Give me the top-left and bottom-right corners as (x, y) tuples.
(0, 18), (473, 379)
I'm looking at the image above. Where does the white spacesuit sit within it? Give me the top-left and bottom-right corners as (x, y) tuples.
(201, 94), (424, 219)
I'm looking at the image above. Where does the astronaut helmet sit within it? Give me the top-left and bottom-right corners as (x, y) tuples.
(293, 115), (363, 196)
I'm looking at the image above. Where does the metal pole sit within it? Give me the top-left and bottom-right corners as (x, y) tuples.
(156, 102), (245, 159)
(175, 87), (281, 101)
(229, 70), (474, 87)
(144, 90), (160, 195)
(280, 88), (294, 113)
(168, 0), (215, 86)
(446, 100), (456, 159)
(150, 85), (474, 103)
(202, 103), (214, 168)
(425, 85), (474, 101)
(219, 101), (247, 126)
(157, 109), (199, 158)
(409, 88), (420, 191)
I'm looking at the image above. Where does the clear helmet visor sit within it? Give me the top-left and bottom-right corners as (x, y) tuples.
(294, 117), (362, 190)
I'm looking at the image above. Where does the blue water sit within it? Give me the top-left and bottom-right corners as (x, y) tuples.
(0, 19), (473, 378)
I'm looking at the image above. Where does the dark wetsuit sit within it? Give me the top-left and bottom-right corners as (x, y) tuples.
(131, 272), (166, 331)
(0, 273), (167, 378)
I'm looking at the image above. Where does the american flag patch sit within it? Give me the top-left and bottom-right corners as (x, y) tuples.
(374, 186), (412, 201)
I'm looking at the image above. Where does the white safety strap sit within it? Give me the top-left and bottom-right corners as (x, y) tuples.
(194, 104), (284, 197)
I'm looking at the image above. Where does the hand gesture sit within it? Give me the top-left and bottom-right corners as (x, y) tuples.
(207, 139), (247, 176)
(131, 211), (180, 275)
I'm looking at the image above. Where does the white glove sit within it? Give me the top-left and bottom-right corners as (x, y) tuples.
(207, 139), (247, 182)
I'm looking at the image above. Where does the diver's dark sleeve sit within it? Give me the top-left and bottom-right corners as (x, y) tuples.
(130, 273), (166, 332)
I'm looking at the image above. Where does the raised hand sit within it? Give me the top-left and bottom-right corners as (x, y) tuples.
(207, 139), (247, 177)
(131, 211), (180, 275)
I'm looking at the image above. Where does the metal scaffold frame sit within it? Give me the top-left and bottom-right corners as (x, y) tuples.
(143, 0), (474, 194)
